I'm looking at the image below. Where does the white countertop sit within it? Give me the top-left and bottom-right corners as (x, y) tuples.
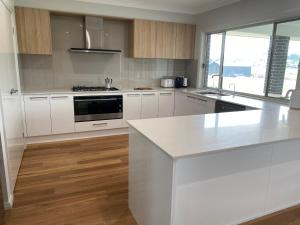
(128, 90), (299, 159)
(21, 87), (176, 95)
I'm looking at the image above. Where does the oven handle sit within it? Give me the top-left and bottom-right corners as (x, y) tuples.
(74, 98), (119, 102)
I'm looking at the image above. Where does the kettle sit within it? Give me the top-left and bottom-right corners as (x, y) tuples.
(105, 77), (113, 89)
(286, 89), (300, 109)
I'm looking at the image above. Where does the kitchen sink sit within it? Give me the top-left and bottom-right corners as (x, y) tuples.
(196, 91), (228, 96)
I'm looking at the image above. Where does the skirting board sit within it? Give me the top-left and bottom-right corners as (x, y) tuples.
(4, 194), (13, 209)
(25, 128), (129, 144)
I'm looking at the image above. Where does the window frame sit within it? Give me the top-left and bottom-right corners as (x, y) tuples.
(203, 18), (300, 101)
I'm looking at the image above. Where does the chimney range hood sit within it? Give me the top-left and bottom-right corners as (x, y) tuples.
(70, 16), (122, 54)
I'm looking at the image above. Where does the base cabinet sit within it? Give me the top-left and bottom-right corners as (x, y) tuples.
(23, 91), (216, 137)
(175, 92), (215, 116)
(50, 95), (75, 134)
(141, 92), (159, 119)
(158, 92), (174, 117)
(123, 93), (142, 121)
(24, 95), (52, 137)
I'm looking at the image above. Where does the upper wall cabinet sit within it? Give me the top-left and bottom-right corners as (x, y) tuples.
(155, 21), (176, 59)
(15, 7), (52, 55)
(129, 19), (196, 59)
(131, 19), (156, 58)
(175, 23), (196, 59)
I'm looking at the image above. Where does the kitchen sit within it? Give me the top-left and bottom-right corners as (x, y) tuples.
(1, 0), (300, 225)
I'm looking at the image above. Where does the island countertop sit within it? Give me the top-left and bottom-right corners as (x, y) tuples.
(128, 95), (300, 159)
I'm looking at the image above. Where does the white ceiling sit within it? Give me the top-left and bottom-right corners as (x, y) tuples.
(72, 0), (241, 15)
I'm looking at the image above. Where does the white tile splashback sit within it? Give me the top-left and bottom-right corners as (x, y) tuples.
(20, 54), (192, 91)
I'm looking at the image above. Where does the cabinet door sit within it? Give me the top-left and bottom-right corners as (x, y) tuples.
(156, 22), (176, 59)
(123, 93), (142, 121)
(174, 91), (189, 116)
(175, 24), (196, 59)
(186, 95), (215, 115)
(132, 19), (156, 58)
(141, 93), (159, 119)
(24, 95), (51, 137)
(50, 95), (75, 134)
(158, 92), (175, 117)
(15, 7), (52, 55)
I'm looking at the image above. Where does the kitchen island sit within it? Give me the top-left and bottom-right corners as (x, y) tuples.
(128, 102), (300, 225)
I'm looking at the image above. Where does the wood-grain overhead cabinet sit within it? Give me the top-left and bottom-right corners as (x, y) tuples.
(130, 19), (196, 59)
(15, 7), (52, 55)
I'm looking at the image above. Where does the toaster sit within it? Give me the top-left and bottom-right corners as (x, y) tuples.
(160, 78), (175, 88)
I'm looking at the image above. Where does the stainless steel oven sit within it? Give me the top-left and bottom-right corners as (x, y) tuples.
(74, 95), (123, 122)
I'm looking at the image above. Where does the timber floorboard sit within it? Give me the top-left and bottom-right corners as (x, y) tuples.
(4, 135), (137, 225)
(4, 134), (300, 225)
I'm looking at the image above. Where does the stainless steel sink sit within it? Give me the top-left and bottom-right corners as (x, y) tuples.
(196, 91), (228, 96)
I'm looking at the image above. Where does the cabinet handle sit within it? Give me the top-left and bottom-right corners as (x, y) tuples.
(160, 93), (172, 96)
(187, 95), (208, 102)
(51, 96), (69, 99)
(142, 93), (155, 96)
(127, 94), (140, 97)
(29, 97), (48, 100)
(92, 123), (108, 127)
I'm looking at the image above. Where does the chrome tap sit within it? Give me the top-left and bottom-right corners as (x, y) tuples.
(211, 74), (220, 79)
(211, 74), (220, 89)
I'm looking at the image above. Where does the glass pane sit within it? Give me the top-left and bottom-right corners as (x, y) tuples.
(206, 33), (223, 88)
(268, 20), (300, 97)
(222, 24), (273, 95)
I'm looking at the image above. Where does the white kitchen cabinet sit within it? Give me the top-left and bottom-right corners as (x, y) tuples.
(186, 95), (215, 115)
(50, 95), (75, 134)
(75, 119), (123, 132)
(174, 92), (215, 116)
(141, 92), (159, 119)
(174, 91), (189, 116)
(158, 92), (174, 117)
(23, 95), (52, 137)
(123, 93), (142, 121)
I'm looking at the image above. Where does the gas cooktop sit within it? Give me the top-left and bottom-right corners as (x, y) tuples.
(72, 86), (119, 92)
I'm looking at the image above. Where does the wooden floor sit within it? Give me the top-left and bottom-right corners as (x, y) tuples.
(4, 135), (137, 225)
(4, 134), (300, 225)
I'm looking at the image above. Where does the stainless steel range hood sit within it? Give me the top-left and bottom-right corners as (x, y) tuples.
(70, 16), (122, 54)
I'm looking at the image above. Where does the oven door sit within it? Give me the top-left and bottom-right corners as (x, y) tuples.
(74, 95), (123, 122)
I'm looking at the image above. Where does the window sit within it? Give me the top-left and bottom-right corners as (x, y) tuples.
(222, 25), (273, 95)
(206, 33), (224, 89)
(204, 20), (300, 99)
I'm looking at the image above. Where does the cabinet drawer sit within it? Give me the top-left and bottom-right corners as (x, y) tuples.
(74, 119), (124, 132)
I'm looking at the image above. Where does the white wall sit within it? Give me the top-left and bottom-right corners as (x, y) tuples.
(197, 0), (300, 33)
(14, 0), (196, 24)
